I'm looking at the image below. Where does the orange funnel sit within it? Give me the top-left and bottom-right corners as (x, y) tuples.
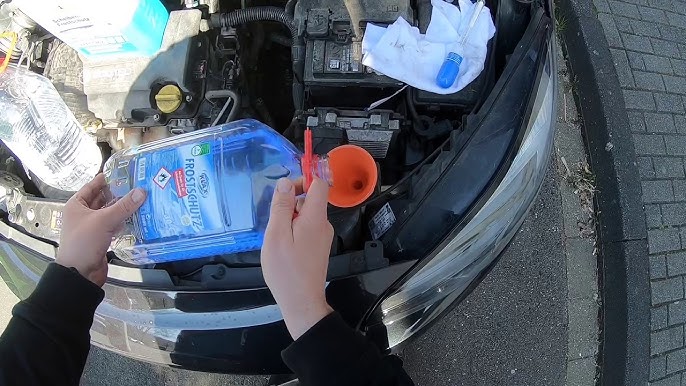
(327, 145), (377, 208)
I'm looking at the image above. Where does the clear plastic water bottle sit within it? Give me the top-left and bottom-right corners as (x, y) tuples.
(104, 119), (377, 265)
(0, 65), (102, 191)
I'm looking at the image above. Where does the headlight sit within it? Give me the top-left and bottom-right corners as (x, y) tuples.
(370, 25), (557, 349)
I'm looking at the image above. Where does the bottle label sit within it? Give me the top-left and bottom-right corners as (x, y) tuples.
(133, 142), (225, 241)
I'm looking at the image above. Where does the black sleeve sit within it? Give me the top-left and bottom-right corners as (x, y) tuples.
(282, 312), (414, 386)
(0, 263), (104, 386)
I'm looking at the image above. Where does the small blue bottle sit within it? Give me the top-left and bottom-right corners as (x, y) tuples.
(104, 119), (331, 265)
(436, 52), (464, 89)
(435, 0), (486, 89)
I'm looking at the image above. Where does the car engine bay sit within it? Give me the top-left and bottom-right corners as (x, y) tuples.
(0, 0), (533, 286)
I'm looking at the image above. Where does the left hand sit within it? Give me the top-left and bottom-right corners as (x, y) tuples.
(56, 174), (146, 287)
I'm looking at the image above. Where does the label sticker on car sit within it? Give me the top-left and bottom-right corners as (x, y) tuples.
(50, 210), (63, 231)
(369, 203), (396, 240)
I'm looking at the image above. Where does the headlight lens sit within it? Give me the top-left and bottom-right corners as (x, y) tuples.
(376, 36), (557, 349)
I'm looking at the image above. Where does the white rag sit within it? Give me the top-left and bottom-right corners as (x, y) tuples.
(361, 0), (496, 95)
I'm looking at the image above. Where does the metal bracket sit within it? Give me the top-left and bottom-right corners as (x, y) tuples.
(0, 176), (65, 243)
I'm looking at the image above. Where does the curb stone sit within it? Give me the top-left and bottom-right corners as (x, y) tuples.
(557, 0), (651, 384)
(555, 38), (600, 386)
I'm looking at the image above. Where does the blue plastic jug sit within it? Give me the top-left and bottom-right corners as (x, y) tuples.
(16, 0), (168, 57)
(104, 119), (331, 265)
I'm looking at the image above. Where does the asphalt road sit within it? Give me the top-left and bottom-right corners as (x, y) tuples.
(401, 169), (567, 386)
(80, 168), (568, 386)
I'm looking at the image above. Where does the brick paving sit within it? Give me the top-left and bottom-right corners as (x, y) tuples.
(593, 0), (686, 382)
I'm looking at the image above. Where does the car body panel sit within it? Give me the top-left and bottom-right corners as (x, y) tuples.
(0, 227), (414, 373)
(360, 8), (556, 349)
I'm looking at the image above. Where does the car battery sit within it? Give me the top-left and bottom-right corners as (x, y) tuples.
(294, 0), (412, 106)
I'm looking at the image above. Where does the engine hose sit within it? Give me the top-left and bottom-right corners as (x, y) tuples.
(285, 0), (297, 17)
(210, 7), (305, 109)
(210, 7), (297, 42)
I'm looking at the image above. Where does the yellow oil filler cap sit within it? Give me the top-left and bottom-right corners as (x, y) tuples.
(155, 85), (183, 114)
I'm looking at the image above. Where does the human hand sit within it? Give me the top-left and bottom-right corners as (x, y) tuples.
(261, 177), (334, 340)
(56, 174), (146, 287)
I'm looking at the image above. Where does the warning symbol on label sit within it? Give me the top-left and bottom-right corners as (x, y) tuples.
(153, 167), (171, 189)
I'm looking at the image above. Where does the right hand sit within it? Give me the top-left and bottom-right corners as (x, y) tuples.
(261, 177), (334, 340)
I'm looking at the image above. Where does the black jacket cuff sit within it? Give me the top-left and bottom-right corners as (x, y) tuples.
(282, 312), (383, 386)
(22, 263), (104, 331)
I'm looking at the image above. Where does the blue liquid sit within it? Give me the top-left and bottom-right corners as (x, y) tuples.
(436, 52), (463, 89)
(104, 119), (303, 265)
(113, 0), (169, 57)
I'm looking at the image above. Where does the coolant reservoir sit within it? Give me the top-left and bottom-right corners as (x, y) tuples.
(104, 119), (377, 265)
(15, 0), (168, 58)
